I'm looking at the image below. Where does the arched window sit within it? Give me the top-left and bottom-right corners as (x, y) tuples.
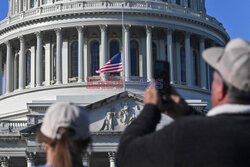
(71, 42), (78, 78)
(110, 40), (120, 76)
(152, 42), (157, 62)
(176, 0), (181, 5)
(26, 51), (31, 86)
(52, 45), (56, 82)
(180, 47), (186, 83)
(90, 41), (100, 76)
(193, 51), (199, 86)
(42, 47), (45, 82)
(130, 40), (139, 77)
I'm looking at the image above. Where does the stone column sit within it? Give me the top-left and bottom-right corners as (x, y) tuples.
(200, 37), (207, 89)
(1, 157), (9, 167)
(9, 0), (13, 16)
(124, 25), (131, 81)
(62, 40), (69, 84)
(0, 51), (2, 95)
(185, 32), (192, 87)
(146, 26), (153, 81)
(6, 41), (13, 93)
(167, 29), (174, 84)
(26, 152), (35, 167)
(55, 28), (62, 84)
(3, 64), (6, 94)
(36, 32), (43, 87)
(100, 25), (108, 81)
(82, 152), (90, 167)
(19, 36), (26, 89)
(77, 26), (84, 82)
(108, 152), (116, 167)
(28, 0), (30, 9)
(30, 46), (36, 88)
(45, 43), (51, 86)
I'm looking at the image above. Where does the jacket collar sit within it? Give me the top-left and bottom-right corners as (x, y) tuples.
(206, 104), (250, 117)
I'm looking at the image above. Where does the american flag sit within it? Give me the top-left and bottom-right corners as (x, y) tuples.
(96, 52), (123, 74)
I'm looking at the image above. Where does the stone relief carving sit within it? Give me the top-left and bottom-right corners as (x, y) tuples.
(99, 103), (138, 131)
(100, 112), (115, 131)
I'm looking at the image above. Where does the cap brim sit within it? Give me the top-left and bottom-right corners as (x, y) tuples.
(202, 47), (224, 70)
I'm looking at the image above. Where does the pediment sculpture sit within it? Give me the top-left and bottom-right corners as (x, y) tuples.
(100, 104), (136, 131)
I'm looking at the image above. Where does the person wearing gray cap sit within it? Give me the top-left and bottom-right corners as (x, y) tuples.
(116, 38), (250, 167)
(36, 103), (91, 167)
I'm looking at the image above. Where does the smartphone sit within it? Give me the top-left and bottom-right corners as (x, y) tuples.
(153, 60), (171, 104)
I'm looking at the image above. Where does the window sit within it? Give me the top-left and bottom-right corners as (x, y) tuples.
(180, 47), (186, 82)
(152, 42), (157, 62)
(176, 0), (181, 5)
(130, 40), (139, 76)
(26, 51), (31, 86)
(110, 40), (120, 76)
(193, 51), (199, 86)
(71, 42), (78, 78)
(31, 0), (35, 8)
(187, 0), (191, 8)
(165, 44), (168, 61)
(90, 41), (100, 76)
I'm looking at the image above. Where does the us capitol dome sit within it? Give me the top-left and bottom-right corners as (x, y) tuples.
(0, 0), (229, 166)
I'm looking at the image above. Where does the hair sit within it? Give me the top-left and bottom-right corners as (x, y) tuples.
(216, 70), (250, 104)
(38, 128), (91, 167)
(226, 84), (250, 104)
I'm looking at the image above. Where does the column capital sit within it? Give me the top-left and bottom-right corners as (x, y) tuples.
(18, 36), (25, 42)
(76, 26), (84, 32)
(26, 151), (36, 160)
(166, 28), (174, 34)
(108, 152), (116, 162)
(185, 32), (191, 37)
(5, 41), (11, 46)
(35, 31), (42, 38)
(54, 28), (62, 35)
(200, 36), (206, 42)
(146, 26), (153, 33)
(124, 24), (131, 32)
(99, 24), (108, 32)
(0, 156), (9, 167)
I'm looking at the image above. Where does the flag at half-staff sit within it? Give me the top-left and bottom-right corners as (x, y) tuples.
(96, 52), (123, 74)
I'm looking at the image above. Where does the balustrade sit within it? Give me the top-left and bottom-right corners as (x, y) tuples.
(0, 0), (224, 32)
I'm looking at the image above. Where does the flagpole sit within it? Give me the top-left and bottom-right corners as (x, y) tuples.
(122, 3), (126, 91)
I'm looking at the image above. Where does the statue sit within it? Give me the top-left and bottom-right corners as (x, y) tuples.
(119, 105), (130, 125)
(100, 112), (114, 131)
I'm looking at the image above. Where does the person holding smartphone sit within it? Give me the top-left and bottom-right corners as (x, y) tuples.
(116, 38), (250, 167)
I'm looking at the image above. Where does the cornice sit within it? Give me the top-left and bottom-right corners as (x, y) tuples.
(0, 1), (229, 43)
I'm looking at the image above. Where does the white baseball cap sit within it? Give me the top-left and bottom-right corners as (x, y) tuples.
(40, 102), (90, 140)
(202, 38), (250, 91)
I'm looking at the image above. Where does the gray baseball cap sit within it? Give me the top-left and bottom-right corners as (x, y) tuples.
(202, 38), (250, 91)
(41, 102), (90, 140)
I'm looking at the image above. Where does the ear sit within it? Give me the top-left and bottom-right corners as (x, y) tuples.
(218, 82), (227, 101)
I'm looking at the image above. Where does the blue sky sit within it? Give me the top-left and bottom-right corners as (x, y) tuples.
(0, 0), (250, 41)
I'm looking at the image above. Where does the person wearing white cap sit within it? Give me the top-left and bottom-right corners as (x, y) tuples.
(36, 103), (91, 167)
(117, 38), (250, 167)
